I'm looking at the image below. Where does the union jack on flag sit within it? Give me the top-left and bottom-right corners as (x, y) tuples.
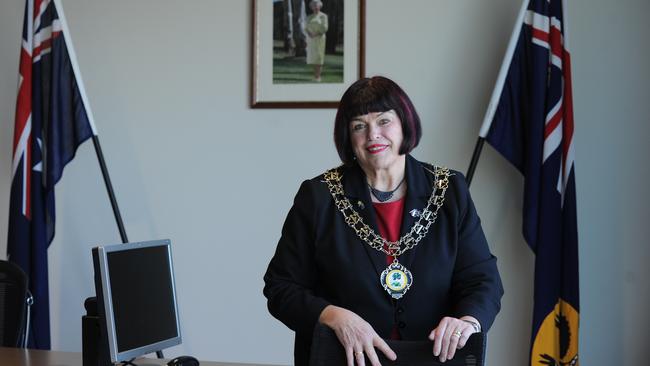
(479, 0), (579, 364)
(8, 0), (95, 349)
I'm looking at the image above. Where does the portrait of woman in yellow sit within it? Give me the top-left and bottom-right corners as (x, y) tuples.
(305, 0), (328, 82)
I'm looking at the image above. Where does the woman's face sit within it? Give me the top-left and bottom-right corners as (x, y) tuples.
(310, 2), (321, 13)
(349, 110), (404, 172)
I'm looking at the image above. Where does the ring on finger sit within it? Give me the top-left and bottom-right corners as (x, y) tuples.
(452, 330), (462, 338)
(355, 351), (364, 356)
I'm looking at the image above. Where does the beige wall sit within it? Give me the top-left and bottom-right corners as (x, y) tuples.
(0, 1), (648, 364)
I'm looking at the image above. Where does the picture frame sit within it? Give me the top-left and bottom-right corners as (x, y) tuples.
(251, 0), (365, 108)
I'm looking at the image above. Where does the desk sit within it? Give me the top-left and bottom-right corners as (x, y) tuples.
(0, 348), (283, 366)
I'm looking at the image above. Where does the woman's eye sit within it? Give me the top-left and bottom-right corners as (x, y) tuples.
(378, 118), (390, 125)
(352, 124), (365, 131)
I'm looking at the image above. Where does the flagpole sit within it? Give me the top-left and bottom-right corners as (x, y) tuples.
(90, 136), (129, 243)
(466, 0), (530, 186)
(465, 138), (486, 187)
(52, 0), (129, 243)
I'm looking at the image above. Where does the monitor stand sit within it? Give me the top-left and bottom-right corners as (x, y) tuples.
(82, 297), (165, 366)
(82, 296), (110, 366)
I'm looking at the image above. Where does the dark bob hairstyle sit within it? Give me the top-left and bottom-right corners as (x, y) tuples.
(333, 76), (422, 165)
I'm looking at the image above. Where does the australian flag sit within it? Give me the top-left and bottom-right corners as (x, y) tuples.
(480, 0), (579, 365)
(8, 0), (95, 349)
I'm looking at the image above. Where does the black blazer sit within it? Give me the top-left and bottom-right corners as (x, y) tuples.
(263, 155), (503, 365)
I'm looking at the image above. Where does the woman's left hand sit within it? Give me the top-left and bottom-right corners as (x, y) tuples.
(428, 316), (478, 363)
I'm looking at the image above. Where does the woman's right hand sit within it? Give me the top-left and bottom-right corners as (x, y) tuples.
(319, 305), (397, 366)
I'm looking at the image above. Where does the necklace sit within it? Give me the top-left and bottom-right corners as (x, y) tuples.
(368, 177), (405, 202)
(323, 164), (450, 299)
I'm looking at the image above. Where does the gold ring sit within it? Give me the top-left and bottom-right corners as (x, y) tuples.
(452, 330), (462, 338)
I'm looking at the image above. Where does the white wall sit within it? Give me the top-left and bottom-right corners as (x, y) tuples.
(0, 1), (648, 365)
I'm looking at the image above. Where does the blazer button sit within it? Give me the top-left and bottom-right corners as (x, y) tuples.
(396, 307), (404, 314)
(398, 321), (406, 329)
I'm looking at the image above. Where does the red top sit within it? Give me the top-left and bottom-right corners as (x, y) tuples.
(372, 197), (405, 340)
(372, 198), (405, 264)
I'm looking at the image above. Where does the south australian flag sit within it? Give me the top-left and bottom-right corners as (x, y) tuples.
(480, 0), (580, 365)
(8, 0), (94, 349)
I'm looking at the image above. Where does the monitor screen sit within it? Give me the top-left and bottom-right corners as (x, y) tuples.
(92, 239), (182, 363)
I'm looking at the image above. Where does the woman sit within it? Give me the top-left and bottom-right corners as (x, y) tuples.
(305, 0), (328, 82)
(264, 76), (503, 366)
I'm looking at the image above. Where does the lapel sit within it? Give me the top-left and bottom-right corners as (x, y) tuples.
(342, 162), (385, 278)
(340, 155), (435, 277)
(398, 155), (435, 270)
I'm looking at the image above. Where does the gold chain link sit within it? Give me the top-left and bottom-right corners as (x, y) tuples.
(323, 165), (451, 257)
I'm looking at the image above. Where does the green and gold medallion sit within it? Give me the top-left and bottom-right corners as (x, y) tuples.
(380, 260), (413, 299)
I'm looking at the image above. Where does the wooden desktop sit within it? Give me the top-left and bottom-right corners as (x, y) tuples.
(0, 347), (282, 366)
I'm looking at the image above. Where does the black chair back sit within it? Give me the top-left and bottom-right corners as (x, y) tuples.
(0, 260), (29, 347)
(310, 323), (486, 366)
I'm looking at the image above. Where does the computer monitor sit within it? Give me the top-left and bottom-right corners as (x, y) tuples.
(92, 239), (182, 363)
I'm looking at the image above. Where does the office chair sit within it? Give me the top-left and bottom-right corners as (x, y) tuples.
(309, 323), (486, 366)
(0, 260), (33, 347)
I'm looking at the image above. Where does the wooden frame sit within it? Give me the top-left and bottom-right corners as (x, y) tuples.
(251, 0), (365, 108)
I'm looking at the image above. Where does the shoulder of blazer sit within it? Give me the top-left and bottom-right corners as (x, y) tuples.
(408, 159), (468, 213)
(311, 164), (345, 191)
(411, 159), (457, 188)
(294, 166), (345, 209)
(419, 161), (456, 177)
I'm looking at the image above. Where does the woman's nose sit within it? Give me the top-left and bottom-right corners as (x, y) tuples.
(367, 125), (381, 140)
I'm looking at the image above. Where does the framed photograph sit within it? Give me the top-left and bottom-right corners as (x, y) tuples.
(251, 0), (365, 108)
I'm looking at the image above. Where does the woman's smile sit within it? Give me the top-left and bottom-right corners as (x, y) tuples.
(367, 144), (389, 154)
